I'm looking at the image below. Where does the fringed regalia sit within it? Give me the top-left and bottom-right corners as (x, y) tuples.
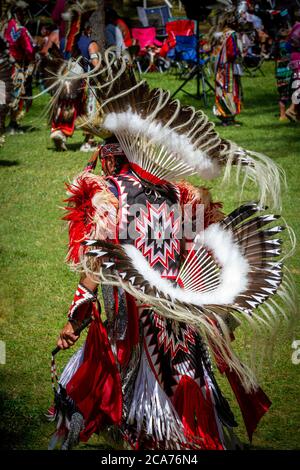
(40, 1), (100, 148)
(0, 33), (14, 142)
(47, 50), (297, 450)
(214, 28), (243, 121)
(0, 1), (35, 131)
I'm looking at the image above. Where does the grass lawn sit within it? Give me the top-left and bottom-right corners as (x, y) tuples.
(0, 61), (299, 450)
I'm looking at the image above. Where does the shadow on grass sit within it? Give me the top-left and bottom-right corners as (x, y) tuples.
(0, 390), (33, 450)
(20, 125), (40, 133)
(0, 160), (20, 167)
(46, 142), (86, 152)
(66, 142), (85, 152)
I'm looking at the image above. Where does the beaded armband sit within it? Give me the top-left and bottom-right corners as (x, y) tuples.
(68, 283), (98, 322)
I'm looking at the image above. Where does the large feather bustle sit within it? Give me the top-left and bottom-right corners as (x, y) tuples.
(80, 203), (297, 392)
(39, 49), (86, 125)
(81, 55), (283, 209)
(63, 172), (118, 268)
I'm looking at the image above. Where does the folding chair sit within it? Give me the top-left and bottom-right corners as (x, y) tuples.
(29, 1), (52, 17)
(131, 27), (164, 73)
(166, 19), (195, 45)
(242, 30), (265, 77)
(243, 54), (265, 77)
(137, 5), (171, 36)
(167, 34), (214, 104)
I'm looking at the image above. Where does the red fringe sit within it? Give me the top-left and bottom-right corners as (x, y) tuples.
(65, 12), (81, 54)
(66, 304), (122, 441)
(213, 346), (271, 441)
(173, 375), (224, 450)
(63, 175), (108, 264)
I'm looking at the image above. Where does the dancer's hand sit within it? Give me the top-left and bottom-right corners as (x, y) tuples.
(57, 321), (80, 350)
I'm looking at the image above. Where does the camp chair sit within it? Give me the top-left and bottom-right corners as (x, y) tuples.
(243, 53), (265, 77)
(166, 34), (211, 78)
(159, 19), (195, 58)
(137, 4), (171, 36)
(166, 19), (195, 46)
(131, 27), (165, 73)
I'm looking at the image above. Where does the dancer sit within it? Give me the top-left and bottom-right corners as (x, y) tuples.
(1, 1), (35, 135)
(274, 26), (292, 122)
(212, 5), (245, 126)
(47, 52), (296, 450)
(44, 1), (100, 151)
(0, 34), (14, 146)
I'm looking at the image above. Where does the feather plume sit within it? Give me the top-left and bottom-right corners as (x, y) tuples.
(63, 172), (118, 267)
(80, 203), (298, 392)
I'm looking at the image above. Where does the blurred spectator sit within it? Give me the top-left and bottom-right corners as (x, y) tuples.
(285, 18), (300, 122)
(40, 25), (60, 55)
(246, 4), (272, 57)
(246, 10), (263, 30)
(213, 15), (243, 126)
(105, 8), (133, 47)
(3, 1), (36, 134)
(274, 26), (292, 121)
(105, 8), (126, 54)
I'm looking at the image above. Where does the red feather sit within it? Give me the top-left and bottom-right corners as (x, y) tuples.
(63, 175), (108, 264)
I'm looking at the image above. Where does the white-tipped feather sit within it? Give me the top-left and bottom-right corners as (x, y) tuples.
(103, 111), (221, 181)
(79, 203), (297, 392)
(121, 221), (250, 306)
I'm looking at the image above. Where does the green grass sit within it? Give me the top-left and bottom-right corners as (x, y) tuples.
(0, 61), (299, 450)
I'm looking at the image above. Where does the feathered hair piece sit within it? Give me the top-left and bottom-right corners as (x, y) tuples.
(74, 53), (283, 210)
(208, 0), (250, 37)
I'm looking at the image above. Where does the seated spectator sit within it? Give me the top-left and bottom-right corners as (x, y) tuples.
(245, 4), (272, 57)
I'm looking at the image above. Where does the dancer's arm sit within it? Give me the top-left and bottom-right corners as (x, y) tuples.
(57, 276), (98, 350)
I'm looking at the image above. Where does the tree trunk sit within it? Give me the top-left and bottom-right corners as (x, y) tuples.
(90, 0), (105, 50)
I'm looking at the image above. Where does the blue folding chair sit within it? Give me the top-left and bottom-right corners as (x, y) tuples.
(167, 35), (209, 77)
(168, 35), (213, 105)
